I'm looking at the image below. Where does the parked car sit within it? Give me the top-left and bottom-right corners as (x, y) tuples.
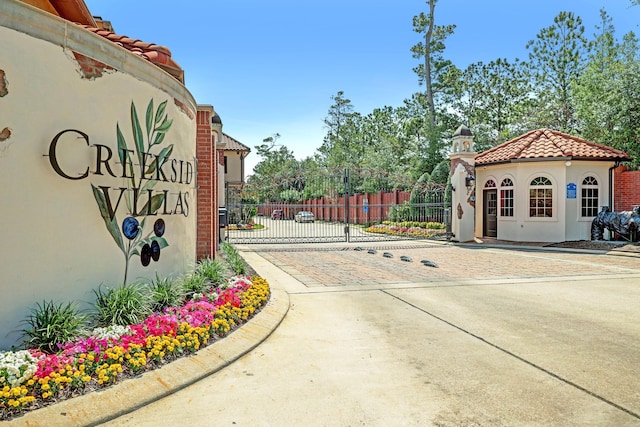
(271, 209), (284, 220)
(295, 211), (315, 223)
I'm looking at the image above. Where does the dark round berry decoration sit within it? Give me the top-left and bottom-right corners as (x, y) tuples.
(141, 244), (152, 267)
(122, 217), (140, 240)
(151, 240), (161, 262)
(154, 219), (166, 237)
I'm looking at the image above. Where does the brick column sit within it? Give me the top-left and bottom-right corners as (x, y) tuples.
(196, 106), (216, 260)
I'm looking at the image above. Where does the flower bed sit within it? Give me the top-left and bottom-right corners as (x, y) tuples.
(364, 221), (445, 238)
(227, 223), (264, 231)
(0, 275), (270, 420)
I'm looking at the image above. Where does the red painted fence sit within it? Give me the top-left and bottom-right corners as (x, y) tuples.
(257, 190), (412, 224)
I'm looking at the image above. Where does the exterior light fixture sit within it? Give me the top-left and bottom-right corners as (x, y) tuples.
(465, 175), (475, 189)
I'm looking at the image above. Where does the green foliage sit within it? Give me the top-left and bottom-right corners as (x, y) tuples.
(93, 283), (151, 327)
(19, 301), (88, 353)
(221, 242), (247, 275)
(410, 0), (457, 121)
(245, 132), (301, 202)
(280, 189), (302, 203)
(195, 258), (227, 286)
(429, 161), (449, 185)
(525, 11), (589, 131)
(388, 201), (413, 222)
(242, 206), (258, 223)
(573, 11), (640, 169)
(148, 274), (185, 313)
(318, 91), (357, 168)
(181, 273), (209, 299)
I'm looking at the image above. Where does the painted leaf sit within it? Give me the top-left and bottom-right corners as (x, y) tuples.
(155, 100), (168, 125)
(157, 144), (174, 164)
(154, 236), (169, 249)
(140, 193), (165, 215)
(131, 102), (145, 168)
(145, 99), (154, 137)
(91, 184), (125, 253)
(145, 144), (173, 176)
(141, 178), (159, 192)
(116, 124), (127, 165)
(152, 132), (166, 146)
(155, 117), (173, 133)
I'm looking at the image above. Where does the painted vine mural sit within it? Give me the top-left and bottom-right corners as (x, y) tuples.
(92, 99), (173, 285)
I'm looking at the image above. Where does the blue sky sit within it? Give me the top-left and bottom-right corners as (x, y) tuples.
(84, 1), (639, 176)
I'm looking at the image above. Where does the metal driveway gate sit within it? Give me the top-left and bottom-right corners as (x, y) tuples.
(225, 168), (449, 244)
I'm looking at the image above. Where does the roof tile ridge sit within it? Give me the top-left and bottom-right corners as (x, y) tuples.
(548, 129), (629, 157)
(507, 128), (541, 159)
(542, 128), (573, 156)
(474, 131), (523, 158)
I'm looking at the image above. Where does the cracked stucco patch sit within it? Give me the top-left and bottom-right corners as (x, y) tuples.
(0, 69), (11, 145)
(0, 69), (7, 97)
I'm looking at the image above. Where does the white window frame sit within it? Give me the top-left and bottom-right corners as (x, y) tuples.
(580, 175), (599, 219)
(528, 176), (554, 220)
(499, 177), (515, 218)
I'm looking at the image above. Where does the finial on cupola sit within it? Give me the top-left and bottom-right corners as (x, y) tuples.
(452, 124), (474, 153)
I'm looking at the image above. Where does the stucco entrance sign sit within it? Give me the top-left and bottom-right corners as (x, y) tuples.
(566, 183), (577, 199)
(47, 99), (195, 284)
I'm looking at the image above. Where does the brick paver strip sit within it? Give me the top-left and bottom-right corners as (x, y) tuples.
(258, 246), (640, 287)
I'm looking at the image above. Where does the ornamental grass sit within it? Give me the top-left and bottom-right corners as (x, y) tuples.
(0, 275), (270, 420)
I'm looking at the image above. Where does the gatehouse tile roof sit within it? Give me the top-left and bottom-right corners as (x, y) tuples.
(475, 128), (630, 165)
(222, 133), (251, 152)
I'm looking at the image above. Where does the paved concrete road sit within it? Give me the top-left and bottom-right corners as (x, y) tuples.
(106, 243), (640, 426)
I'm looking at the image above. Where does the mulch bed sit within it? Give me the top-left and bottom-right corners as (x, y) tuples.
(545, 240), (640, 253)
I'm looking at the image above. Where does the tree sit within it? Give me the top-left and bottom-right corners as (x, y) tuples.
(410, 0), (456, 126)
(442, 58), (533, 150)
(401, 92), (453, 178)
(525, 11), (590, 132)
(318, 91), (358, 168)
(245, 134), (300, 202)
(574, 10), (640, 168)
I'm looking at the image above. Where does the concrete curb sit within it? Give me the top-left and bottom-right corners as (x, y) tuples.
(6, 289), (290, 427)
(452, 240), (640, 258)
(456, 242), (609, 255)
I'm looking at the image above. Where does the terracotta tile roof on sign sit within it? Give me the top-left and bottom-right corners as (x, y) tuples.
(475, 128), (630, 165)
(76, 24), (184, 82)
(222, 133), (251, 152)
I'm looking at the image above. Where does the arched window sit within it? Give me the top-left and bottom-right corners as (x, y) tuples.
(500, 178), (514, 217)
(529, 176), (553, 217)
(581, 176), (599, 217)
(484, 179), (496, 188)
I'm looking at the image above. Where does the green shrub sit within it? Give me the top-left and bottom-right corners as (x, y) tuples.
(388, 201), (412, 222)
(148, 274), (185, 313)
(229, 257), (247, 275)
(19, 301), (88, 353)
(195, 257), (227, 286)
(221, 242), (247, 275)
(93, 283), (151, 327)
(181, 273), (208, 299)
